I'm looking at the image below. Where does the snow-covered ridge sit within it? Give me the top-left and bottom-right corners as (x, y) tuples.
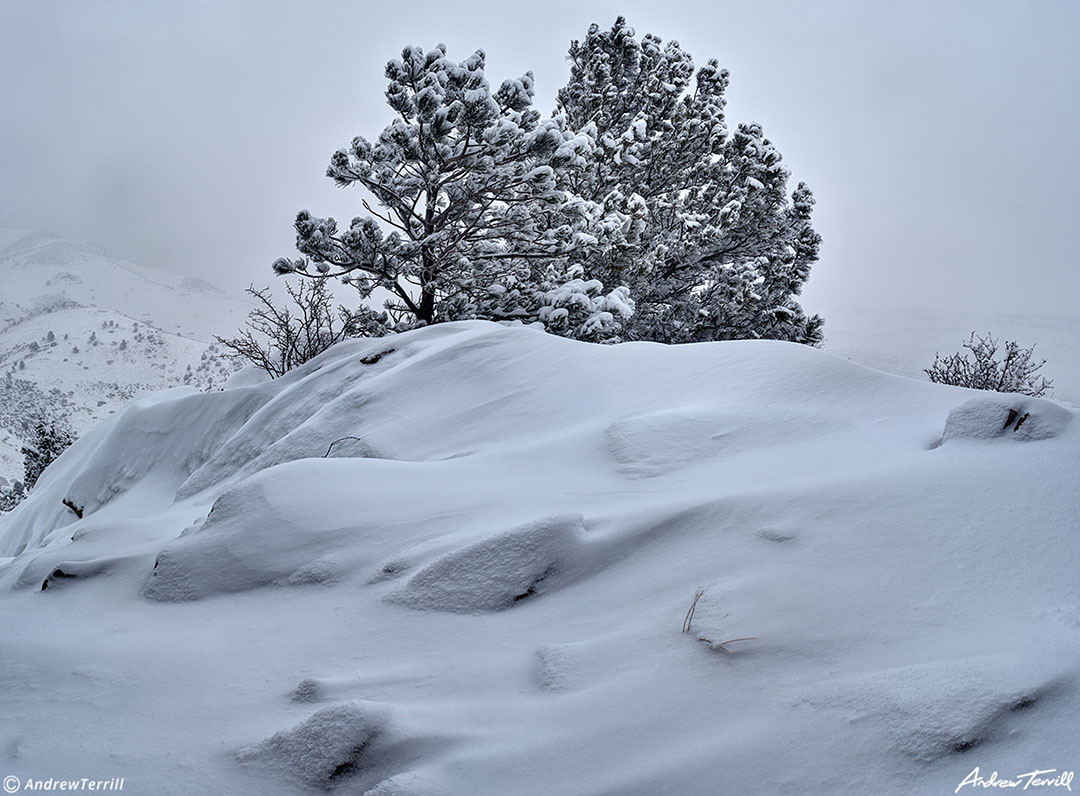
(0, 322), (1077, 795)
(0, 230), (247, 337)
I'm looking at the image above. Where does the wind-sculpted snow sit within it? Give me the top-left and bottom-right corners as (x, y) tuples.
(604, 407), (846, 479)
(0, 385), (272, 556)
(795, 657), (1070, 763)
(173, 343), (401, 499)
(143, 477), (354, 601)
(1, 321), (1078, 796)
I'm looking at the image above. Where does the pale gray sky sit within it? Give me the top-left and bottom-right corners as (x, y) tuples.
(2, 0), (1078, 324)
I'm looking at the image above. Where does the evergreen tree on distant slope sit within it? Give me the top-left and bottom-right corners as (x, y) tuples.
(21, 415), (74, 491)
(555, 18), (824, 344)
(273, 45), (632, 341)
(0, 481), (23, 513)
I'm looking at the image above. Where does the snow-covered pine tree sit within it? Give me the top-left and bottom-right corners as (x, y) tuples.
(21, 415), (75, 491)
(555, 18), (824, 345)
(274, 45), (632, 341)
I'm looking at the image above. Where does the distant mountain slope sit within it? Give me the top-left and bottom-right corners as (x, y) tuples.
(0, 229), (250, 339)
(0, 230), (250, 487)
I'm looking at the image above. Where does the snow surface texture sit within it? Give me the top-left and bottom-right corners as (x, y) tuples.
(0, 229), (250, 484)
(1, 321), (1078, 795)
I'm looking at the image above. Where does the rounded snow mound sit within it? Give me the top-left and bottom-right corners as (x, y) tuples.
(799, 657), (1062, 763)
(142, 473), (361, 601)
(942, 395), (1073, 443)
(237, 702), (390, 790)
(386, 515), (590, 613)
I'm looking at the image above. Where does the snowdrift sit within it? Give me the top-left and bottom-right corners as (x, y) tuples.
(1, 321), (1077, 796)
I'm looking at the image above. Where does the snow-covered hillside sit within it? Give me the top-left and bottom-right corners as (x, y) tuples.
(1, 321), (1076, 795)
(0, 230), (250, 486)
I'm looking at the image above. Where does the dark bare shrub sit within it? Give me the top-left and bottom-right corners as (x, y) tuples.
(925, 332), (1053, 397)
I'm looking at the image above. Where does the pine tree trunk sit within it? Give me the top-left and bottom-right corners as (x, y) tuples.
(418, 187), (438, 324)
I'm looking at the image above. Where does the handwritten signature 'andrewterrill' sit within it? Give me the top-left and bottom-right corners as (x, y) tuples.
(956, 767), (1074, 792)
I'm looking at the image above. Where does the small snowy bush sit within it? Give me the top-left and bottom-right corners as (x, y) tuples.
(925, 332), (1053, 397)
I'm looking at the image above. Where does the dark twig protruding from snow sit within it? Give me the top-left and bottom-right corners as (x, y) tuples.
(323, 437), (367, 458)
